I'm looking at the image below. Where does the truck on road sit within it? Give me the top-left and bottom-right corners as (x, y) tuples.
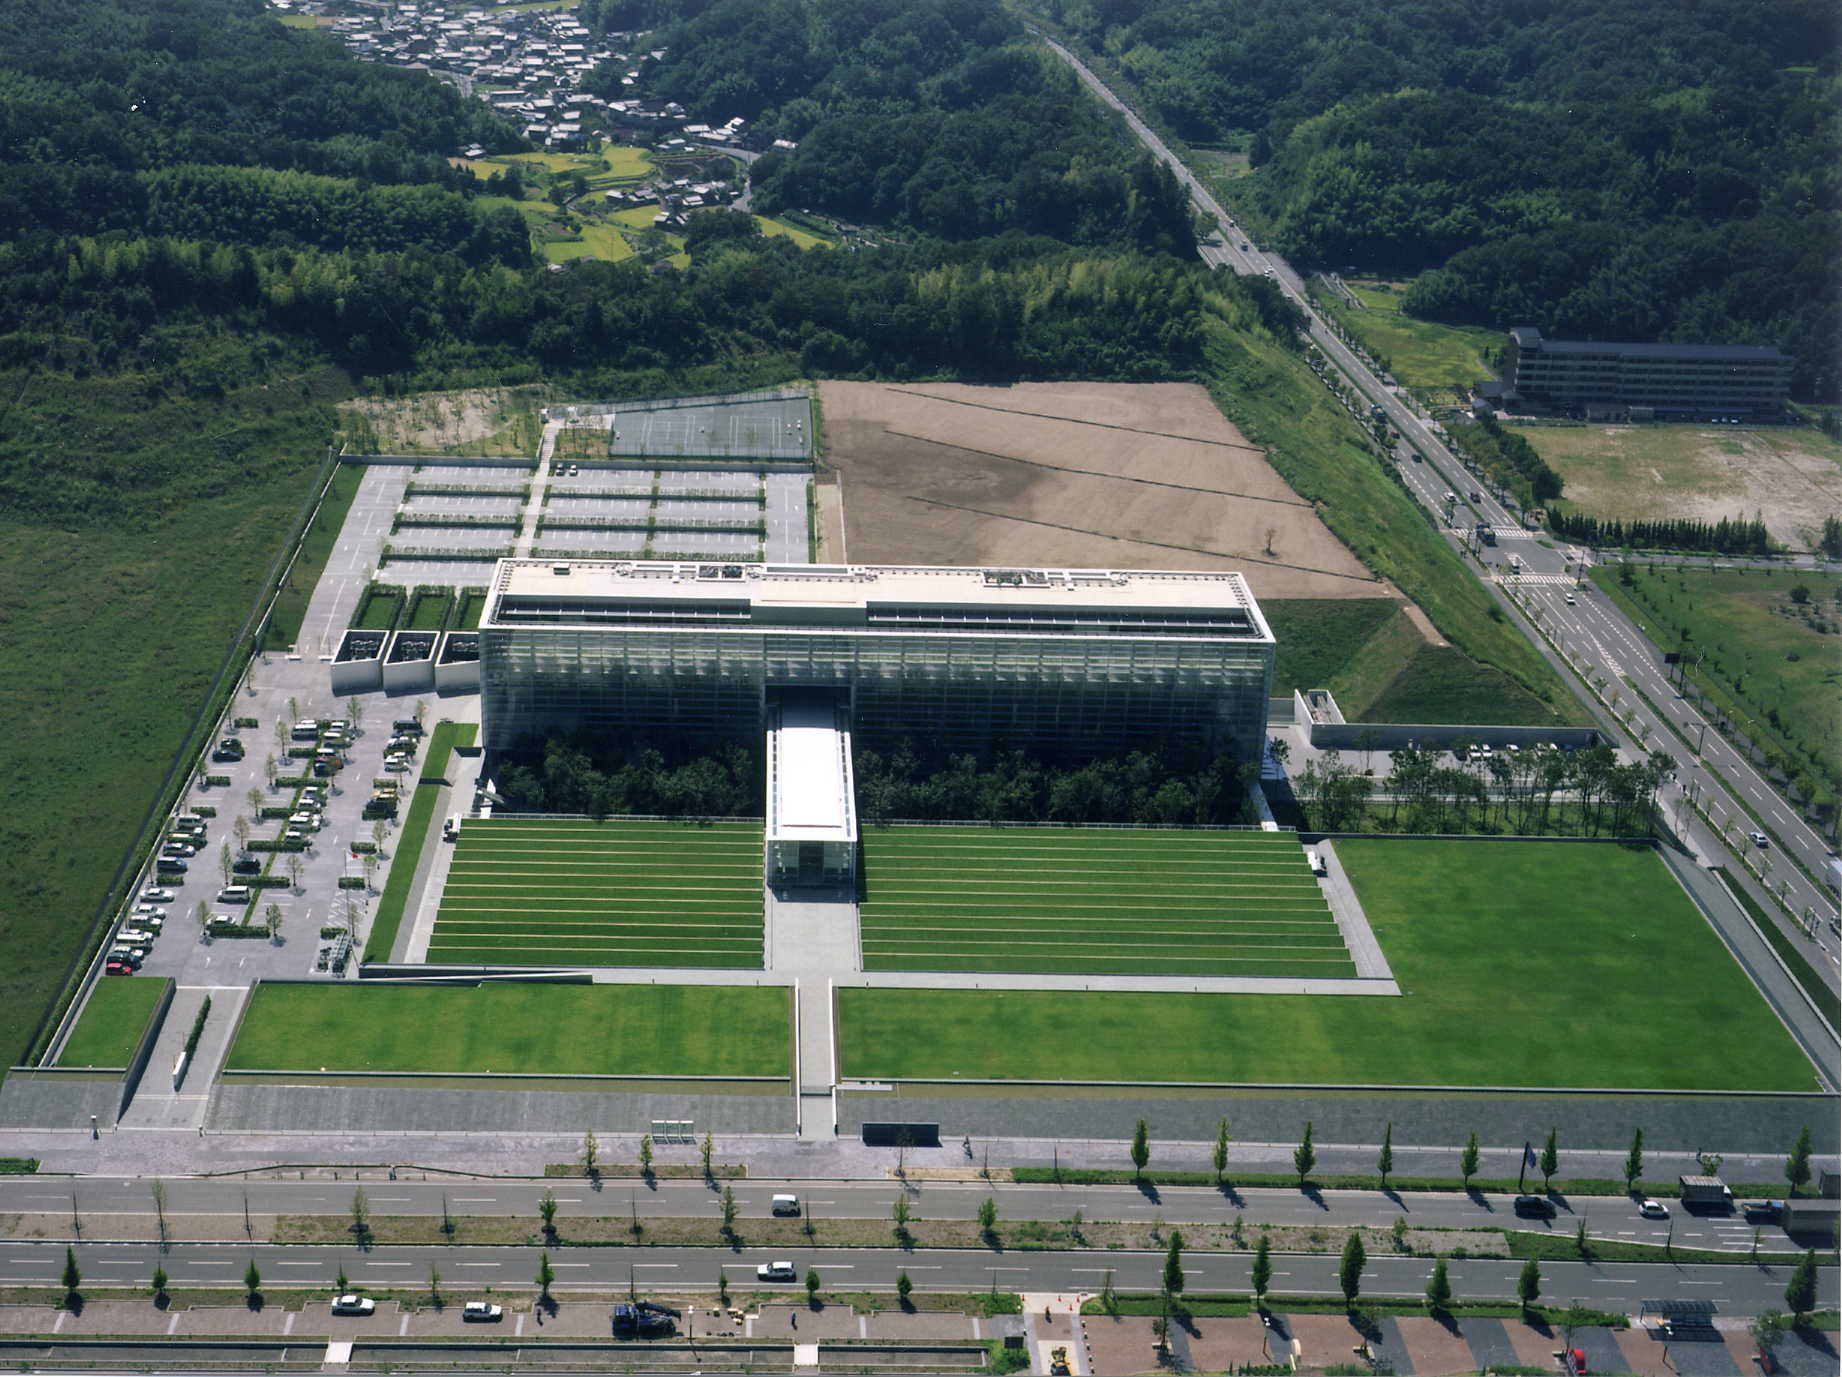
(1677, 1175), (1733, 1210)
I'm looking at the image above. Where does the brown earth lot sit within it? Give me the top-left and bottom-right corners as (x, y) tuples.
(1394, 1314), (1478, 1375)
(821, 381), (1394, 602)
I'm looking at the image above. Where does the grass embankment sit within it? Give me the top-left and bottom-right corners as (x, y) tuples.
(226, 982), (788, 1076)
(0, 358), (342, 1066)
(55, 978), (168, 1068)
(1320, 281), (1499, 393)
(1589, 563), (1841, 801)
(839, 840), (1816, 1088)
(361, 720), (473, 962)
(1262, 598), (1400, 696)
(1713, 867), (1841, 1029)
(1200, 311), (1579, 727)
(263, 463), (361, 650)
(858, 827), (1347, 977)
(428, 818), (764, 968)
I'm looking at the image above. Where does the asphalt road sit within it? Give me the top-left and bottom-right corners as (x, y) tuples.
(8, 1239), (1833, 1312)
(1039, 33), (1841, 1023)
(5, 1178), (1798, 1254)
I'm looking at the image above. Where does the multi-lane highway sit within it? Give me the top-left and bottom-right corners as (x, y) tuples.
(1040, 32), (1841, 1010)
(1, 1178), (1794, 1253)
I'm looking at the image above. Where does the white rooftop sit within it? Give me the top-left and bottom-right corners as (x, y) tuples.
(490, 560), (1270, 636)
(766, 697), (855, 844)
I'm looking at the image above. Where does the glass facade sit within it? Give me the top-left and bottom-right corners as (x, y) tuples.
(482, 624), (1274, 761)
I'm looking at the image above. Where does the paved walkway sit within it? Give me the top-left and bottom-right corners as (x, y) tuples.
(1317, 841), (1393, 980)
(513, 425), (559, 558)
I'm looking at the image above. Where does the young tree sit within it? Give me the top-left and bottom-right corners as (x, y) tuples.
(977, 1196), (998, 1242)
(1539, 1128), (1559, 1190)
(1338, 1232), (1366, 1305)
(150, 1263), (168, 1301)
(195, 899), (211, 938)
(440, 1194), (455, 1239)
(1377, 1122), (1394, 1189)
(429, 1266), (442, 1308)
(1750, 1308), (1789, 1360)
(1516, 1258), (1541, 1311)
(896, 1270), (913, 1307)
(701, 1132), (715, 1179)
(336, 1264), (348, 1294)
(539, 1189), (559, 1239)
(582, 1130), (599, 1179)
(220, 841), (234, 886)
(1130, 1119), (1150, 1178)
(639, 1134), (653, 1176)
(1250, 1234), (1272, 1304)
(1162, 1230), (1185, 1297)
(247, 785), (263, 817)
(720, 1185), (737, 1235)
(1574, 1216), (1591, 1259)
(151, 1181), (168, 1248)
(61, 1247), (81, 1301)
(244, 1259), (262, 1304)
(892, 1195), (911, 1242)
(372, 818), (389, 852)
(350, 1188), (370, 1241)
(1212, 1118), (1231, 1184)
(718, 1272), (730, 1308)
(1460, 1132), (1480, 1188)
(1624, 1128), (1645, 1193)
(1785, 1124), (1813, 1197)
(286, 853), (304, 891)
(1294, 1121), (1316, 1186)
(265, 903), (283, 941)
(804, 1269), (821, 1304)
(1785, 1249), (1819, 1320)
(1424, 1258), (1452, 1312)
(536, 1250), (555, 1301)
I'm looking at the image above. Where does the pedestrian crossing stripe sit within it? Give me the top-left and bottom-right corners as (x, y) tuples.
(1494, 572), (1577, 586)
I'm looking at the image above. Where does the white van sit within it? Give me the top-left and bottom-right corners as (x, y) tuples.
(1306, 851), (1328, 877)
(443, 815), (461, 841)
(217, 885), (253, 906)
(770, 1193), (800, 1216)
(291, 721), (320, 741)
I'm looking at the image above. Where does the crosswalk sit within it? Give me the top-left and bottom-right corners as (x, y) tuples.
(1494, 571), (1577, 586)
(1446, 525), (1535, 540)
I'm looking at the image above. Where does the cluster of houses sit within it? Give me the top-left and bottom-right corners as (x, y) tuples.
(272, 1), (736, 151)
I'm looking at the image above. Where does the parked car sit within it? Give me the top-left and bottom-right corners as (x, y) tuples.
(331, 1295), (375, 1316)
(141, 887), (176, 903)
(232, 858), (263, 876)
(1638, 1199), (1669, 1219)
(107, 948), (143, 971)
(462, 1301), (503, 1322)
(117, 927), (157, 947)
(105, 957), (135, 976)
(756, 1261), (797, 1282)
(156, 858), (187, 874)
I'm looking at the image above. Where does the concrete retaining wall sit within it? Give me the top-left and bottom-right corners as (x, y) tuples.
(1290, 687), (1604, 751)
(119, 978), (176, 1118)
(207, 1083), (796, 1134)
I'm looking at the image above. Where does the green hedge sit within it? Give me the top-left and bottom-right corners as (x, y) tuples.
(0, 1158), (40, 1174)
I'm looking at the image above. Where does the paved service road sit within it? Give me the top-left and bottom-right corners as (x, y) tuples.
(5, 1239), (1832, 1312)
(3, 1178), (1800, 1253)
(1039, 32), (1842, 1029)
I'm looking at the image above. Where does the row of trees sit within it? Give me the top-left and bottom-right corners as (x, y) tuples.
(1291, 743), (1668, 837)
(1446, 415), (1563, 508)
(1549, 510), (1773, 556)
(494, 734), (763, 819)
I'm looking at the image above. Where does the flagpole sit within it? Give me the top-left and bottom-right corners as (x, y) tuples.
(1518, 1139), (1530, 1193)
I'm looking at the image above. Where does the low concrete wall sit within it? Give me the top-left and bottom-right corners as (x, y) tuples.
(434, 632), (480, 693)
(330, 630), (385, 695)
(207, 1083), (796, 1134)
(119, 978), (176, 1118)
(836, 1086), (1837, 1154)
(1290, 686), (1604, 751)
(381, 632), (437, 693)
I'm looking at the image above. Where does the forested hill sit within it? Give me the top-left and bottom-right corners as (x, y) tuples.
(1031, 0), (1842, 398)
(580, 0), (1196, 253)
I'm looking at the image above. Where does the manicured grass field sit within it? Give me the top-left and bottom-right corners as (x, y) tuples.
(406, 589), (451, 631)
(429, 818), (764, 968)
(226, 982), (787, 1076)
(839, 840), (1817, 1089)
(859, 827), (1352, 978)
(349, 584), (401, 630)
(57, 978), (167, 1068)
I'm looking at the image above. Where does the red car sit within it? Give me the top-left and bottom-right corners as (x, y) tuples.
(105, 958), (135, 976)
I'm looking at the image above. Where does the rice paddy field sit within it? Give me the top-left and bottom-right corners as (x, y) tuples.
(428, 818), (764, 968)
(857, 826), (1353, 977)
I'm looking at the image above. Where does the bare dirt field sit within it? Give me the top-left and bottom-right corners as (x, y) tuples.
(820, 380), (1391, 600)
(343, 385), (547, 456)
(1507, 422), (1842, 550)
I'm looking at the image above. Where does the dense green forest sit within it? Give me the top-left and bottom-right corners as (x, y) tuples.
(581, 0), (1196, 253)
(1031, 0), (1842, 397)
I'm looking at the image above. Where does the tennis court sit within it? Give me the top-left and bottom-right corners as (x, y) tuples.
(859, 826), (1354, 977)
(607, 392), (812, 461)
(428, 818), (765, 968)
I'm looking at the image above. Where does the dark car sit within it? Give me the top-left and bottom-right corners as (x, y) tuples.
(231, 857), (263, 876)
(1513, 1195), (1556, 1218)
(105, 957), (136, 976)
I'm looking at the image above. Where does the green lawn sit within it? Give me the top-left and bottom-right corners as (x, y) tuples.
(349, 584), (401, 631)
(839, 840), (1817, 1089)
(429, 818), (764, 968)
(405, 589), (452, 631)
(753, 216), (830, 249)
(860, 827), (1350, 977)
(1328, 281), (1500, 389)
(56, 978), (168, 1068)
(362, 720), (473, 963)
(456, 589), (488, 631)
(226, 982), (787, 1076)
(1590, 564), (1842, 794)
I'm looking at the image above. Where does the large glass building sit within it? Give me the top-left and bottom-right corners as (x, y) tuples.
(479, 560), (1277, 761)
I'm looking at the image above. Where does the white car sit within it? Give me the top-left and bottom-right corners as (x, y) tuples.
(1749, 831), (1769, 847)
(1638, 1199), (1669, 1219)
(331, 1295), (375, 1316)
(141, 888), (175, 904)
(117, 926), (158, 947)
(756, 1261), (797, 1282)
(462, 1302), (503, 1322)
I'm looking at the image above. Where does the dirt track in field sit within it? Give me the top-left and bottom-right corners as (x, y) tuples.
(820, 381), (1391, 600)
